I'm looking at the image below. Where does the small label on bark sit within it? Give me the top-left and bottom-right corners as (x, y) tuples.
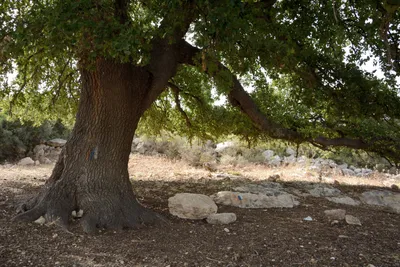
(90, 146), (98, 160)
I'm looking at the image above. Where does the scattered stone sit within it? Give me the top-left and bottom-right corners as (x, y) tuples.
(338, 235), (349, 238)
(206, 213), (237, 225)
(303, 216), (313, 221)
(326, 196), (360, 206)
(324, 209), (346, 220)
(17, 157), (35, 166)
(337, 163), (348, 170)
(211, 191), (299, 209)
(345, 215), (362, 226)
(307, 184), (341, 197)
(331, 220), (340, 226)
(283, 155), (296, 164)
(168, 193), (217, 219)
(215, 141), (235, 152)
(267, 174), (280, 182)
(360, 190), (400, 213)
(47, 138), (67, 147)
(33, 144), (45, 158)
(268, 156), (282, 167)
(76, 209), (83, 218)
(285, 147), (296, 156)
(212, 173), (240, 180)
(233, 182), (283, 196)
(39, 156), (52, 164)
(34, 160), (40, 166)
(342, 169), (356, 176)
(223, 228), (230, 233)
(34, 216), (46, 225)
(262, 150), (275, 160)
(72, 209), (84, 218)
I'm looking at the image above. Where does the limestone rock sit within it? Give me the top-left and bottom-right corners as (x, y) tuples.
(33, 144), (45, 160)
(283, 155), (296, 164)
(342, 169), (356, 176)
(268, 155), (282, 167)
(47, 138), (67, 147)
(17, 157), (35, 166)
(326, 196), (360, 206)
(168, 193), (217, 219)
(34, 216), (46, 225)
(211, 191), (299, 209)
(72, 209), (84, 218)
(206, 213), (237, 225)
(233, 182), (283, 196)
(337, 163), (348, 170)
(360, 190), (400, 213)
(285, 147), (296, 156)
(262, 150), (275, 160)
(345, 215), (361, 226)
(215, 141), (235, 152)
(324, 209), (346, 220)
(39, 156), (52, 164)
(307, 185), (341, 197)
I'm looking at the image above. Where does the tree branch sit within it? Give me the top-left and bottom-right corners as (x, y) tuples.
(141, 2), (198, 111)
(178, 41), (400, 161)
(168, 82), (192, 127)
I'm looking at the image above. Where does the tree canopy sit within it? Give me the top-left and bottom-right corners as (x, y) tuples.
(1, 0), (400, 162)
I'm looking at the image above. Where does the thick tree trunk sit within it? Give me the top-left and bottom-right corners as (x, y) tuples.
(14, 59), (158, 233)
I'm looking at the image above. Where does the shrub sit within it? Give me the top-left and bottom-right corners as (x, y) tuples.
(0, 116), (71, 163)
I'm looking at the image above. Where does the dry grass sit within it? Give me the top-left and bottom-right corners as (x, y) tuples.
(1, 154), (398, 189)
(128, 154), (399, 188)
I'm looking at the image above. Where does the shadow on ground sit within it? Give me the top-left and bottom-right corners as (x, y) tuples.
(1, 176), (399, 267)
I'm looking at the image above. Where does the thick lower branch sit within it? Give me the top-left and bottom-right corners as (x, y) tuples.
(168, 82), (192, 127)
(178, 41), (400, 161)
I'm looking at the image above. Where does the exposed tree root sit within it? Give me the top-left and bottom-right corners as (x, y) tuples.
(13, 177), (162, 233)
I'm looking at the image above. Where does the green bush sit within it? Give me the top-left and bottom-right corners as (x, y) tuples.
(0, 116), (71, 163)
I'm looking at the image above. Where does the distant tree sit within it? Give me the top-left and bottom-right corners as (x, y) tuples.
(1, 0), (399, 232)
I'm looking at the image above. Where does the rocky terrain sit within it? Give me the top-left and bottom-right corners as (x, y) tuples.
(1, 153), (399, 266)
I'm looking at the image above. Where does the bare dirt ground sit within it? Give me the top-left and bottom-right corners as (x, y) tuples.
(1, 154), (399, 267)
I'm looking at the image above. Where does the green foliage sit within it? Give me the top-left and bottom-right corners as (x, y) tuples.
(0, 114), (71, 162)
(1, 0), (400, 162)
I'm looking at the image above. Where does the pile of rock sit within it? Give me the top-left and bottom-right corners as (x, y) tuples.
(130, 137), (399, 177)
(17, 138), (66, 166)
(324, 209), (362, 226)
(168, 181), (400, 225)
(168, 193), (237, 225)
(262, 148), (377, 177)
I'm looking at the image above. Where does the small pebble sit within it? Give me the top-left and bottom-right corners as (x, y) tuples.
(34, 216), (46, 225)
(345, 215), (362, 226)
(331, 220), (340, 226)
(223, 228), (230, 233)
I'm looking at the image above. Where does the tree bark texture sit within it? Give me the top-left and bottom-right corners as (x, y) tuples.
(14, 59), (158, 233)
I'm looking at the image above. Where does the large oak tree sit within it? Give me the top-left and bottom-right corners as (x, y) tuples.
(1, 0), (400, 232)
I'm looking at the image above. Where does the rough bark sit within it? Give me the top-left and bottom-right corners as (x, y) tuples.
(14, 59), (159, 233)
(13, 0), (196, 232)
